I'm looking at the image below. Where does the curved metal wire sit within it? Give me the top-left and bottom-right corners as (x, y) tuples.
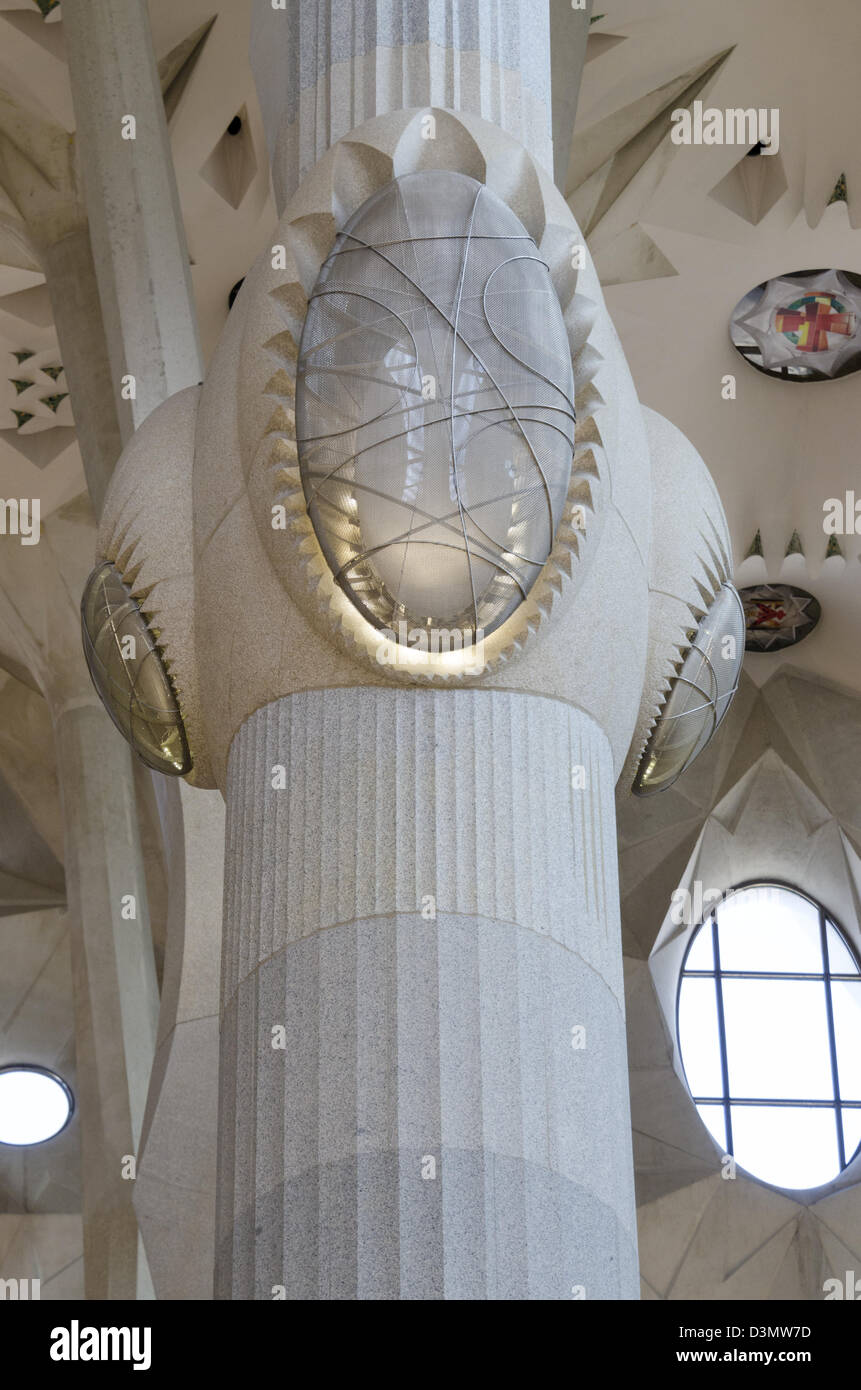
(295, 170), (577, 642)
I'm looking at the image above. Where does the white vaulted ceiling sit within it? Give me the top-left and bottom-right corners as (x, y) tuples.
(570, 0), (861, 697)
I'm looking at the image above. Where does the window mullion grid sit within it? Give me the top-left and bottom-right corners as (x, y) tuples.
(820, 906), (846, 1170)
(712, 911), (733, 1156)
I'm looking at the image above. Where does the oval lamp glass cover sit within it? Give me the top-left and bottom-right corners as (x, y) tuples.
(81, 561), (191, 775)
(296, 169), (576, 644)
(634, 582), (745, 795)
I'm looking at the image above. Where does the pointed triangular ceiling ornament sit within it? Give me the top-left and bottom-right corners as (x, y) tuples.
(708, 147), (787, 225)
(592, 223), (677, 286)
(828, 172), (848, 206)
(0, 423), (76, 469)
(586, 31), (627, 62)
(158, 16), (217, 122)
(785, 529), (803, 557)
(566, 46), (735, 233)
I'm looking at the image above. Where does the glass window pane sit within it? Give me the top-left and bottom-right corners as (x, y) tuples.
(841, 1109), (861, 1162)
(717, 885), (822, 973)
(684, 921), (714, 971)
(678, 978), (723, 1097)
(721, 979), (833, 1100)
(731, 1105), (840, 1189)
(696, 1103), (726, 1153)
(832, 981), (861, 1101)
(826, 924), (861, 976)
(677, 882), (861, 1190)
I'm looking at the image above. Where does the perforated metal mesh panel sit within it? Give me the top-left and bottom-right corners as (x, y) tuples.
(296, 170), (576, 642)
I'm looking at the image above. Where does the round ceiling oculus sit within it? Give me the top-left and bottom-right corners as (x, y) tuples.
(730, 269), (861, 381)
(0, 1065), (74, 1146)
(740, 582), (821, 652)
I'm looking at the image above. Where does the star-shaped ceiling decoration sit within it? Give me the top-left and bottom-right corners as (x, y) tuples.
(733, 270), (861, 379)
(740, 583), (821, 651)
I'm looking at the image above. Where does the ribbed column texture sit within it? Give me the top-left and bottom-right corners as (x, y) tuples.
(217, 688), (638, 1300)
(250, 0), (554, 211)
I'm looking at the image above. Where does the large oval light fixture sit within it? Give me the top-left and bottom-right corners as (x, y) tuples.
(295, 169), (576, 643)
(0, 1065), (74, 1146)
(81, 561), (191, 775)
(634, 582), (744, 795)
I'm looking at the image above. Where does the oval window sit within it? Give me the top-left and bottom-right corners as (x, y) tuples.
(295, 169), (576, 643)
(678, 884), (861, 1189)
(0, 1065), (74, 1146)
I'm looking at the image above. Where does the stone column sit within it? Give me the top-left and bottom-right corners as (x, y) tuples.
(0, 0), (214, 1302)
(53, 699), (159, 1301)
(216, 688), (638, 1300)
(132, 780), (225, 1300)
(37, 230), (122, 519)
(63, 0), (202, 441)
(0, 502), (160, 1300)
(250, 0), (554, 210)
(64, 0), (226, 1298)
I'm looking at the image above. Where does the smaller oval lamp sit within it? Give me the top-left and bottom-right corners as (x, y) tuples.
(634, 582), (745, 795)
(81, 561), (192, 776)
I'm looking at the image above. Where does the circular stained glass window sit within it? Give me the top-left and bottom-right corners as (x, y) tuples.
(729, 269), (861, 381)
(295, 169), (576, 644)
(678, 883), (861, 1189)
(0, 1065), (74, 1146)
(740, 582), (821, 652)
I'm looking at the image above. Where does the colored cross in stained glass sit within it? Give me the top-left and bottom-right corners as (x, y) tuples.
(775, 293), (855, 352)
(748, 600), (787, 629)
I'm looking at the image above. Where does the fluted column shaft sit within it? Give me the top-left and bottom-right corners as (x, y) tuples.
(250, 0), (554, 211)
(216, 688), (638, 1300)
